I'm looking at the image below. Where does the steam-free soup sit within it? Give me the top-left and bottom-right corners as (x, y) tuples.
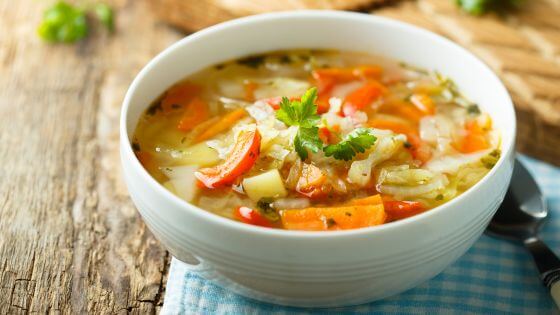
(132, 50), (500, 231)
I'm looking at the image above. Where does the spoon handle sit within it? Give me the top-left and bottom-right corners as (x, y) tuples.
(524, 237), (560, 308)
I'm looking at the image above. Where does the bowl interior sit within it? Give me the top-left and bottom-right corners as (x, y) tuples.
(121, 11), (515, 235)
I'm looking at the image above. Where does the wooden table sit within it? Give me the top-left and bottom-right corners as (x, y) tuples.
(2, 0), (560, 313)
(0, 1), (182, 313)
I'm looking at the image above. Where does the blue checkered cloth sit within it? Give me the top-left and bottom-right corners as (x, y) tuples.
(161, 155), (560, 314)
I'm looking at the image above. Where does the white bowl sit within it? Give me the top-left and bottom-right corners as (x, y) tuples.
(120, 11), (515, 307)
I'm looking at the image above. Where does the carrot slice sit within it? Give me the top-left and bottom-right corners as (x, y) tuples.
(161, 82), (201, 114)
(195, 130), (261, 188)
(409, 93), (436, 115)
(348, 194), (383, 206)
(312, 65), (383, 84)
(456, 120), (489, 153)
(243, 81), (258, 102)
(383, 200), (425, 220)
(177, 98), (210, 132)
(342, 81), (386, 117)
(349, 194), (424, 221)
(296, 163), (327, 198)
(281, 204), (386, 231)
(193, 108), (248, 143)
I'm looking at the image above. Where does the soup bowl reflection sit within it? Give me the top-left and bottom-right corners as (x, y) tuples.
(120, 11), (515, 307)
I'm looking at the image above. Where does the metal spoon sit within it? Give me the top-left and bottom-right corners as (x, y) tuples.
(486, 157), (560, 308)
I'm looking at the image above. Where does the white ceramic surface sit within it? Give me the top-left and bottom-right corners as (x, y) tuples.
(120, 11), (516, 307)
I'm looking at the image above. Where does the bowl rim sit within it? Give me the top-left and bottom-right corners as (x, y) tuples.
(120, 10), (516, 239)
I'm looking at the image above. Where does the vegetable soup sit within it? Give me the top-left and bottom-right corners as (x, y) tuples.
(132, 50), (500, 231)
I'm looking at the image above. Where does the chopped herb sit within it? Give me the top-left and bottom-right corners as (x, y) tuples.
(399, 62), (429, 75)
(165, 167), (172, 172)
(279, 55), (291, 64)
(237, 55), (266, 69)
(131, 142), (140, 151)
(481, 149), (501, 169)
(435, 194), (444, 201)
(467, 104), (481, 115)
(323, 128), (377, 161)
(257, 198), (279, 222)
(345, 212), (352, 217)
(298, 54), (311, 62)
(404, 141), (413, 149)
(93, 3), (114, 32)
(146, 101), (162, 115)
(181, 137), (187, 144)
(326, 218), (336, 227)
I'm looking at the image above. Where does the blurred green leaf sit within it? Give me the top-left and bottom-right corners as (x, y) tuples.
(93, 3), (114, 32)
(37, 1), (87, 43)
(455, 0), (524, 15)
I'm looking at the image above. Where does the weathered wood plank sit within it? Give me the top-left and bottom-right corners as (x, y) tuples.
(0, 0), (180, 313)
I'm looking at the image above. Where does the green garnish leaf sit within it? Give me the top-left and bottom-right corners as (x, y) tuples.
(456, 0), (524, 15)
(481, 149), (501, 169)
(93, 3), (114, 32)
(256, 198), (279, 222)
(276, 88), (320, 128)
(295, 127), (322, 160)
(38, 1), (88, 43)
(276, 87), (322, 160)
(323, 128), (377, 161)
(467, 104), (481, 115)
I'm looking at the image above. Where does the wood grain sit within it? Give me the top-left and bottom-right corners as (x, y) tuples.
(149, 0), (394, 32)
(0, 0), (180, 313)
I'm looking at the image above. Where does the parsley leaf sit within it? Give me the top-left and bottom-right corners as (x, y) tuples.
(295, 127), (322, 160)
(276, 88), (322, 160)
(323, 128), (377, 161)
(276, 88), (320, 128)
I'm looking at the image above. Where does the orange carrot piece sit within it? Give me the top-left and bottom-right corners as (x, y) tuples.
(367, 118), (416, 135)
(348, 194), (383, 206)
(243, 81), (258, 102)
(312, 65), (383, 84)
(342, 81), (386, 116)
(177, 98), (210, 132)
(409, 93), (436, 115)
(195, 130), (261, 188)
(161, 82), (201, 114)
(296, 163), (327, 198)
(193, 108), (248, 143)
(281, 204), (386, 231)
(457, 120), (489, 153)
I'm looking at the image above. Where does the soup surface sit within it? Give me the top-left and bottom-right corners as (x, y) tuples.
(132, 50), (500, 231)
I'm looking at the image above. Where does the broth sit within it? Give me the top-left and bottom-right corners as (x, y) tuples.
(132, 50), (500, 230)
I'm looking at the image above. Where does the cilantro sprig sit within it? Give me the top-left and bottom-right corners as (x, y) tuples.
(276, 88), (377, 161)
(324, 128), (377, 161)
(276, 88), (322, 160)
